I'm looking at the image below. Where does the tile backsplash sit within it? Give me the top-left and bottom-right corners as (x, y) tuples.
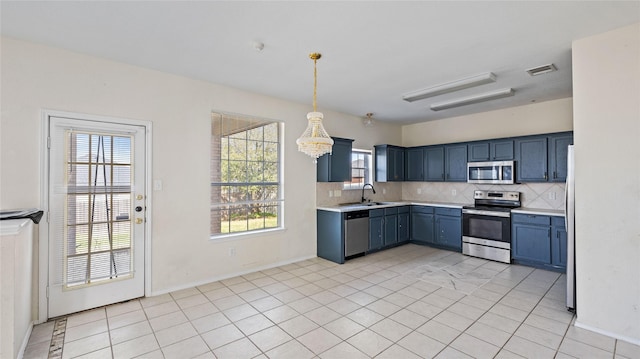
(317, 181), (565, 210)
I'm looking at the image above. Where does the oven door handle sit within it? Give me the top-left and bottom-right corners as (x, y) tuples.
(462, 209), (511, 218)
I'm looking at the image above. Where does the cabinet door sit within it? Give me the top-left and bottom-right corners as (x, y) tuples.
(437, 216), (462, 251)
(445, 144), (467, 182)
(424, 146), (445, 181)
(515, 136), (548, 182)
(369, 216), (384, 251)
(390, 147), (405, 181)
(317, 138), (353, 182)
(384, 214), (398, 246)
(548, 134), (573, 182)
(468, 142), (490, 162)
(405, 147), (424, 181)
(398, 212), (410, 244)
(411, 212), (435, 244)
(491, 140), (514, 160)
(552, 224), (568, 268)
(512, 224), (551, 264)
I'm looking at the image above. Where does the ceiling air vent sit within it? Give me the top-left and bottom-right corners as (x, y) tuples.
(526, 64), (557, 76)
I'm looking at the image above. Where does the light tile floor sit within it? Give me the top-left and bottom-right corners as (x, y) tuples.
(24, 244), (640, 359)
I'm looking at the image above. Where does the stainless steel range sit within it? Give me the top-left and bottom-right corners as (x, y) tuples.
(462, 190), (521, 263)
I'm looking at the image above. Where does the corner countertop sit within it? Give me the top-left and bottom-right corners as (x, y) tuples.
(318, 201), (565, 216)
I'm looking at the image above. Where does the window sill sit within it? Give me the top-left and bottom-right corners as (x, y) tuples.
(209, 227), (286, 242)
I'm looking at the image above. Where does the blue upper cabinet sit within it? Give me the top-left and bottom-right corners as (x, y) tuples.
(317, 137), (354, 182)
(405, 147), (424, 181)
(548, 133), (574, 182)
(515, 135), (549, 182)
(375, 145), (405, 182)
(468, 140), (514, 162)
(492, 140), (515, 160)
(444, 144), (467, 182)
(467, 141), (490, 162)
(515, 132), (573, 183)
(424, 146), (445, 181)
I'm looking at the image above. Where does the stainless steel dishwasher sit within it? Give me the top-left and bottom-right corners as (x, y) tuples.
(344, 210), (369, 257)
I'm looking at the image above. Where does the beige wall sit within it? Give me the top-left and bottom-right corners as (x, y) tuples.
(572, 23), (640, 343)
(402, 98), (573, 147)
(0, 37), (401, 299)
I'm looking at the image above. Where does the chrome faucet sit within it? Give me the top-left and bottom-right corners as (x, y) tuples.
(361, 183), (376, 203)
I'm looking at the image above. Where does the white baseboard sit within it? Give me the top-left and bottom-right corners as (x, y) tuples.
(17, 321), (34, 359)
(149, 254), (317, 297)
(574, 319), (640, 346)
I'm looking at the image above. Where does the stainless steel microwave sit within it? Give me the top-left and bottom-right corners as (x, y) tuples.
(467, 160), (515, 184)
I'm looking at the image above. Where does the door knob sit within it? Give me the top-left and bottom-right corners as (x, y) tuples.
(135, 206), (143, 212)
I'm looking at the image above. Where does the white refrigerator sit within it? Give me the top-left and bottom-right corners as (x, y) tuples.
(565, 145), (576, 311)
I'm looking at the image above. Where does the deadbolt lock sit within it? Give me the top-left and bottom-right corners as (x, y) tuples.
(136, 195), (144, 200)
(135, 218), (143, 224)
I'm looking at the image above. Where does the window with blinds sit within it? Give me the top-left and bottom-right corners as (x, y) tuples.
(64, 132), (133, 287)
(210, 112), (283, 237)
(344, 149), (373, 190)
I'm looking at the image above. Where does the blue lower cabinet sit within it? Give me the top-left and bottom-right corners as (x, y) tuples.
(398, 207), (410, 244)
(411, 206), (461, 252)
(511, 213), (566, 272)
(551, 217), (567, 268)
(436, 214), (462, 251)
(512, 224), (551, 264)
(317, 210), (344, 264)
(369, 212), (384, 251)
(410, 206), (435, 244)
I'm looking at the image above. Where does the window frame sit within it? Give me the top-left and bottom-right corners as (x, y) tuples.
(210, 112), (284, 239)
(343, 148), (373, 190)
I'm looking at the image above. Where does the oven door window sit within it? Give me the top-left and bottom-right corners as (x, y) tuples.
(463, 214), (510, 242)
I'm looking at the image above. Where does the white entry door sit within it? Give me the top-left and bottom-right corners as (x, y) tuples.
(47, 115), (147, 318)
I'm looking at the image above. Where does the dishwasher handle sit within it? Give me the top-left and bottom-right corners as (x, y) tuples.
(345, 210), (370, 220)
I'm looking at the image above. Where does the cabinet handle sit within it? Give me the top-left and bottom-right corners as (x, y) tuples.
(553, 171), (557, 179)
(544, 172), (548, 180)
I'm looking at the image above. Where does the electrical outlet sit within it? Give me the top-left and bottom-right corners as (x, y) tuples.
(383, 188), (386, 194)
(417, 188), (422, 194)
(334, 190), (341, 197)
(548, 191), (557, 200)
(328, 190), (333, 197)
(229, 248), (236, 257)
(452, 189), (457, 196)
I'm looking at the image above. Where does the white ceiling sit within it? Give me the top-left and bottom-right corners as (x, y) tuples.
(2, 1), (639, 124)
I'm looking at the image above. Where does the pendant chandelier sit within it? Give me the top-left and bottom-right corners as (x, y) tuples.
(296, 52), (334, 160)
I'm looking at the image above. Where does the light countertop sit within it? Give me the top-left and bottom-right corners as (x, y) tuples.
(318, 201), (564, 216)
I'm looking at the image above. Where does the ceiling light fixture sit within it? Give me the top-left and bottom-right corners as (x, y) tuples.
(430, 88), (515, 111)
(296, 53), (334, 160)
(402, 72), (497, 102)
(363, 113), (375, 127)
(526, 63), (557, 76)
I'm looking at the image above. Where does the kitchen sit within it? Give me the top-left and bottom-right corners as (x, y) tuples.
(1, 1), (639, 358)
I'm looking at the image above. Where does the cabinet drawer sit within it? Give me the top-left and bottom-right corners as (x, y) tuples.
(551, 216), (565, 227)
(435, 207), (461, 217)
(512, 213), (551, 225)
(397, 206), (410, 214)
(384, 207), (398, 215)
(370, 209), (384, 217)
(411, 206), (434, 214)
